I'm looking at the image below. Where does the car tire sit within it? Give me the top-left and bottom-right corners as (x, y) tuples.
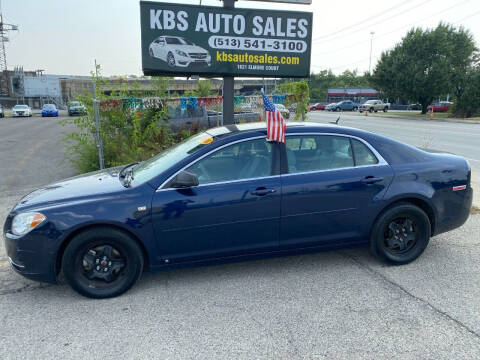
(336, 107), (340, 112)
(62, 227), (144, 299)
(167, 52), (176, 67)
(383, 107), (388, 112)
(369, 107), (374, 113)
(370, 203), (431, 265)
(353, 107), (358, 111)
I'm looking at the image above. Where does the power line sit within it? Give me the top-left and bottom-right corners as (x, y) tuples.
(312, 0), (435, 44)
(312, 0), (472, 56)
(311, 0), (415, 41)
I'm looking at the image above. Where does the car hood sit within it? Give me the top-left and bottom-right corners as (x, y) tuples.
(14, 167), (127, 210)
(172, 44), (208, 53)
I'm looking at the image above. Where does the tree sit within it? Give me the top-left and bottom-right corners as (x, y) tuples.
(371, 23), (477, 114)
(278, 81), (309, 120)
(308, 69), (371, 101)
(197, 79), (212, 97)
(452, 65), (480, 117)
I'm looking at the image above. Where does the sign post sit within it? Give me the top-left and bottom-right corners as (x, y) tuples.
(223, 0), (235, 125)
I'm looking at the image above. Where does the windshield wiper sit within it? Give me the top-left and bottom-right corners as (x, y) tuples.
(119, 162), (139, 179)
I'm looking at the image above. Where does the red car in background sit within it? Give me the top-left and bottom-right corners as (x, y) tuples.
(309, 103), (326, 111)
(427, 101), (453, 112)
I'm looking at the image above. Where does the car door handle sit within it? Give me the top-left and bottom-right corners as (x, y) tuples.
(250, 187), (277, 196)
(362, 176), (384, 184)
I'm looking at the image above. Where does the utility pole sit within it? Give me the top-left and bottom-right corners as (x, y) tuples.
(222, 0), (235, 125)
(0, 2), (18, 96)
(92, 59), (104, 169)
(368, 31), (375, 74)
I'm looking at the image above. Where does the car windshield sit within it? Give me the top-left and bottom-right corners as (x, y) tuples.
(165, 37), (192, 45)
(70, 102), (81, 106)
(131, 132), (213, 186)
(43, 104), (56, 109)
(14, 105), (28, 109)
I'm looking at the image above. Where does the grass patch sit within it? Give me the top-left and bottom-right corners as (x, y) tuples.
(471, 205), (480, 215)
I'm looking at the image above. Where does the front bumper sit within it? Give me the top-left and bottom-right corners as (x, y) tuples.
(42, 112), (58, 117)
(176, 55), (211, 67)
(3, 228), (58, 284)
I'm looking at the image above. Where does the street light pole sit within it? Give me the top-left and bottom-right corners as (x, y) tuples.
(368, 31), (375, 74)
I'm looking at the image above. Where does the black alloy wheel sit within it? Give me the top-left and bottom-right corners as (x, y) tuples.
(62, 227), (144, 298)
(370, 203), (430, 265)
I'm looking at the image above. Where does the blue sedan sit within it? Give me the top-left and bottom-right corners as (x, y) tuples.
(3, 123), (472, 298)
(41, 104), (59, 117)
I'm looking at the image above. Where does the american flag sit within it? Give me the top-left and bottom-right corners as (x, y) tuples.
(262, 91), (286, 143)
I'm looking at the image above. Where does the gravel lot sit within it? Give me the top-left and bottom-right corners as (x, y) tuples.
(0, 115), (479, 359)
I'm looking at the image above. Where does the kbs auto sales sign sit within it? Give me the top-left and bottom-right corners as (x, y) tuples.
(140, 1), (312, 77)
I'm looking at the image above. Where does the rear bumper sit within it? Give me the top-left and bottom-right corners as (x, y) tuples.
(434, 187), (473, 235)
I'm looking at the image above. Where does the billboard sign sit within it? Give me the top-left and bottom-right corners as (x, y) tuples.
(140, 1), (312, 78)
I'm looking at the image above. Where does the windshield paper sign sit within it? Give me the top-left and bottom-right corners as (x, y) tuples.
(140, 1), (312, 77)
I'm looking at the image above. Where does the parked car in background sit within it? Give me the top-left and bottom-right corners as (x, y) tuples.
(325, 103), (338, 111)
(275, 103), (290, 119)
(68, 101), (87, 116)
(359, 100), (390, 113)
(41, 104), (59, 117)
(427, 101), (453, 113)
(12, 104), (32, 117)
(334, 100), (359, 112)
(0, 104), (4, 118)
(309, 103), (326, 111)
(4, 122), (472, 298)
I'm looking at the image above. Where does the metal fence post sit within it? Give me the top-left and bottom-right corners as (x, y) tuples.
(91, 81), (104, 169)
(222, 0), (235, 125)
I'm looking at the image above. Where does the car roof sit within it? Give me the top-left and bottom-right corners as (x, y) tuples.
(205, 122), (373, 139)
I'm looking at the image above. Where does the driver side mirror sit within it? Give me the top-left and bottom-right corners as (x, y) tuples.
(170, 171), (199, 188)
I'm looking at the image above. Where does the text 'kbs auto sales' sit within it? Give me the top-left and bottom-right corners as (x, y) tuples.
(140, 1), (313, 77)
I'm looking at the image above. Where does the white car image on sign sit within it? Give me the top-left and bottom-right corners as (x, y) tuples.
(149, 36), (212, 68)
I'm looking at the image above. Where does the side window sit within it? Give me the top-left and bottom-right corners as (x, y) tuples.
(351, 139), (379, 166)
(186, 139), (273, 185)
(285, 135), (354, 173)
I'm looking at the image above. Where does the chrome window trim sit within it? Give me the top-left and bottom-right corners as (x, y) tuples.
(157, 135), (270, 191)
(156, 132), (389, 192)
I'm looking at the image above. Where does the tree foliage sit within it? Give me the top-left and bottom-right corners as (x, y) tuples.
(278, 81), (309, 120)
(308, 70), (371, 101)
(62, 68), (196, 173)
(371, 23), (477, 114)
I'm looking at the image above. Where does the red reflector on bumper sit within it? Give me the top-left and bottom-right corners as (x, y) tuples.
(453, 185), (467, 191)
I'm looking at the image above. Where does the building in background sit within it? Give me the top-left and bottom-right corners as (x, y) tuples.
(327, 88), (378, 103)
(0, 69), (278, 109)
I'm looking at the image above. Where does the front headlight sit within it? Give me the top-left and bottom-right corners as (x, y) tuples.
(12, 212), (46, 236)
(175, 50), (188, 57)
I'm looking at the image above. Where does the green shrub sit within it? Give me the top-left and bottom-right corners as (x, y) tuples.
(62, 73), (198, 173)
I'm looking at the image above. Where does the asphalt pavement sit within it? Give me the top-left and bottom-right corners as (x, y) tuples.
(1, 114), (479, 359)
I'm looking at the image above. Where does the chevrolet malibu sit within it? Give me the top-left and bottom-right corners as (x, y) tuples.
(3, 123), (472, 298)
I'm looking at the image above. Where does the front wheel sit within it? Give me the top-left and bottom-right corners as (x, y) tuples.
(353, 107), (358, 111)
(383, 107), (388, 112)
(167, 52), (176, 67)
(62, 227), (144, 298)
(369, 107), (374, 113)
(370, 203), (431, 265)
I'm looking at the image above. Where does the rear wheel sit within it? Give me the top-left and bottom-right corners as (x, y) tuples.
(370, 203), (430, 265)
(62, 227), (144, 298)
(353, 107), (358, 111)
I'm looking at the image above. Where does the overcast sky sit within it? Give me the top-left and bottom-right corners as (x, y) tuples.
(3, 0), (480, 76)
